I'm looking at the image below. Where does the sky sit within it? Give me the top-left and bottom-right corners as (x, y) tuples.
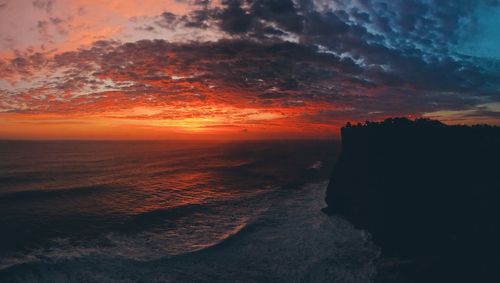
(0, 0), (500, 139)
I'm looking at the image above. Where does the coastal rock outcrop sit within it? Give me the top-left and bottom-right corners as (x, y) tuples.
(325, 118), (500, 282)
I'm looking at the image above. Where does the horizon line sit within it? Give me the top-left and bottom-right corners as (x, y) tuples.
(0, 137), (340, 142)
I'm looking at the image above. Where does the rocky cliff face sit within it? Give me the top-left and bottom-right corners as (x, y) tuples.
(325, 118), (500, 282)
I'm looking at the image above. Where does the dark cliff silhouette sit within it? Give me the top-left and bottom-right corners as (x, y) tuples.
(325, 118), (500, 282)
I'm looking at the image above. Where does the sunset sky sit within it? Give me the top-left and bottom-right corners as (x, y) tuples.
(1, 0), (499, 139)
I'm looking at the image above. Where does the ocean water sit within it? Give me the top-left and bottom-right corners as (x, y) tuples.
(0, 140), (379, 282)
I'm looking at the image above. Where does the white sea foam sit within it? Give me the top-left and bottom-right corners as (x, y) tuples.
(0, 182), (379, 282)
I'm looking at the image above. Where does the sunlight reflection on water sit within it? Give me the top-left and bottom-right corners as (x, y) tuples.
(0, 140), (339, 268)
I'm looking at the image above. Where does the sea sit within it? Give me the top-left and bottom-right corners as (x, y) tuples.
(0, 140), (379, 282)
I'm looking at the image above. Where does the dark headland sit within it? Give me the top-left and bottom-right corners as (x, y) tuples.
(325, 118), (500, 283)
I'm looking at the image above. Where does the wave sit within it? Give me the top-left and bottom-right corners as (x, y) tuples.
(0, 182), (380, 283)
(121, 203), (210, 232)
(0, 175), (44, 185)
(0, 184), (115, 202)
(0, 207), (254, 276)
(194, 218), (261, 251)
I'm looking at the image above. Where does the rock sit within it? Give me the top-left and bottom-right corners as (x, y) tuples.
(325, 118), (500, 282)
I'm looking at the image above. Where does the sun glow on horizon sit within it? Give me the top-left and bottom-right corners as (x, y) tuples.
(1, 0), (499, 140)
(0, 102), (340, 140)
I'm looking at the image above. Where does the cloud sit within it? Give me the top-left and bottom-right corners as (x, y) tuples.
(1, 0), (499, 137)
(0, 1), (8, 10)
(32, 0), (55, 13)
(2, 36), (496, 120)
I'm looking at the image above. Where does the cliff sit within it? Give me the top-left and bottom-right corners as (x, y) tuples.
(325, 118), (500, 282)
